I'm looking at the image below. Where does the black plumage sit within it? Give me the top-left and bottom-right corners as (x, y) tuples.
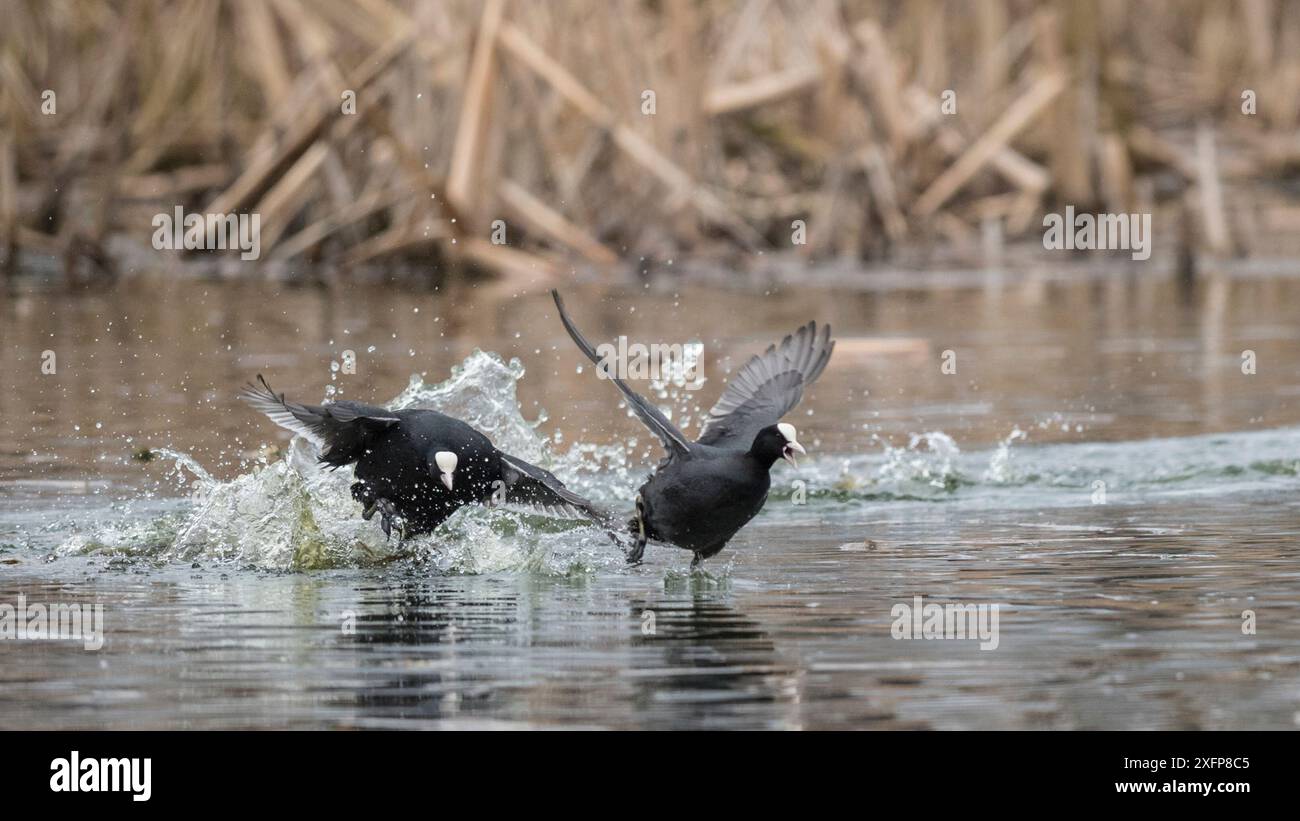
(240, 376), (605, 540)
(552, 290), (834, 567)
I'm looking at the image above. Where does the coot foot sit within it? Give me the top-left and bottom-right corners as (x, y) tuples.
(373, 498), (406, 542)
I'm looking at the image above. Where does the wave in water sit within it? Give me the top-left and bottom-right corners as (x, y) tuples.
(45, 349), (1300, 570)
(57, 351), (629, 573)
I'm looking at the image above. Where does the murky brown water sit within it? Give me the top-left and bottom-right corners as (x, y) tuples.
(3, 274), (1298, 486)
(1, 273), (1299, 729)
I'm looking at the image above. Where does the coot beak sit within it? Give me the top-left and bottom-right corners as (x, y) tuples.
(440, 472), (454, 491)
(782, 440), (806, 469)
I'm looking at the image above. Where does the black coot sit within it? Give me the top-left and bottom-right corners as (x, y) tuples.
(241, 376), (605, 540)
(552, 291), (834, 567)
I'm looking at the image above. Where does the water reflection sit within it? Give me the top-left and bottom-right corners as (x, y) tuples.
(623, 593), (796, 729)
(2, 274), (1300, 729)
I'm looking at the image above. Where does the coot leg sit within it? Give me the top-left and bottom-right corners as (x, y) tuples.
(352, 482), (378, 520)
(627, 494), (648, 564)
(374, 498), (407, 542)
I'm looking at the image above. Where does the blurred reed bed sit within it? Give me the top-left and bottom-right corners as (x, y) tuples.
(2, 0), (1300, 287)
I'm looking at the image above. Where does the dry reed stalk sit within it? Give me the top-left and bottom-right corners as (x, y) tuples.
(0, 138), (15, 278)
(1, 0), (1297, 283)
(496, 21), (762, 247)
(446, 0), (506, 227)
(1195, 123), (1231, 256)
(912, 71), (1068, 218)
(498, 179), (618, 267)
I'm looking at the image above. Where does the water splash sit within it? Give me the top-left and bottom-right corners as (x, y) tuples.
(876, 431), (963, 491)
(58, 351), (619, 573)
(647, 341), (707, 434)
(48, 360), (1300, 570)
(154, 447), (217, 488)
(982, 427), (1027, 484)
(814, 425), (1300, 510)
(387, 351), (548, 462)
(415, 505), (621, 575)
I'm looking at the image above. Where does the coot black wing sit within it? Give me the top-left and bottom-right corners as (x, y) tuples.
(551, 290), (692, 457)
(498, 453), (611, 522)
(695, 322), (833, 450)
(240, 375), (399, 466)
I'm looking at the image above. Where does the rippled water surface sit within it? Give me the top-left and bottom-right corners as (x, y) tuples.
(1, 275), (1298, 729)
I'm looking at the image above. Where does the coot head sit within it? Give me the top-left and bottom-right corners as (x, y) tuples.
(749, 422), (806, 469)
